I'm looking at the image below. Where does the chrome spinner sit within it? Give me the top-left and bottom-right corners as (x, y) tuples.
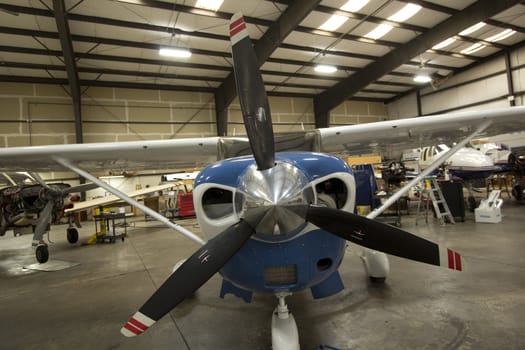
(236, 161), (314, 237)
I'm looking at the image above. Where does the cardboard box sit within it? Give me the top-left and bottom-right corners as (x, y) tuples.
(474, 207), (502, 223)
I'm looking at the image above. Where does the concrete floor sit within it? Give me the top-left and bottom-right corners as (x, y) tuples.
(1, 200), (524, 350)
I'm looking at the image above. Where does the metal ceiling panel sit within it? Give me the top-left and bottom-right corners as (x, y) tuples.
(330, 37), (393, 57)
(219, 0), (286, 19)
(422, 0), (477, 11)
(0, 0), (524, 125)
(350, 21), (420, 43)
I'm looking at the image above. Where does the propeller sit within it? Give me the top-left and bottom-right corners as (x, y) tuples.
(304, 206), (462, 270)
(122, 13), (276, 338)
(121, 13), (462, 338)
(122, 220), (256, 336)
(230, 13), (275, 170)
(64, 182), (99, 194)
(28, 172), (98, 243)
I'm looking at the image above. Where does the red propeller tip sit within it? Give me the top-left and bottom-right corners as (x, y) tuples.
(444, 248), (463, 271)
(121, 311), (155, 337)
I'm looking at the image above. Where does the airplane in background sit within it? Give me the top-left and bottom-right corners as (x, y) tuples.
(475, 142), (511, 172)
(0, 172), (97, 263)
(413, 144), (500, 210)
(418, 144), (498, 180)
(508, 149), (525, 200)
(160, 170), (200, 183)
(0, 14), (525, 349)
(0, 173), (178, 263)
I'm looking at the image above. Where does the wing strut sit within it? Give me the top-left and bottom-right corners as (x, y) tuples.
(53, 157), (206, 246)
(367, 120), (492, 219)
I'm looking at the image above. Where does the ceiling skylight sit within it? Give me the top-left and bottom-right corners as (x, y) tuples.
(486, 29), (516, 42)
(388, 3), (422, 23)
(364, 3), (422, 40)
(364, 23), (393, 40)
(432, 37), (456, 50)
(459, 22), (486, 36)
(195, 0), (223, 11)
(460, 42), (485, 55)
(319, 14), (348, 31)
(318, 0), (370, 32)
(341, 0), (369, 13)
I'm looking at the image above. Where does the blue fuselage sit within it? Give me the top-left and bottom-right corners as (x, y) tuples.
(193, 152), (355, 301)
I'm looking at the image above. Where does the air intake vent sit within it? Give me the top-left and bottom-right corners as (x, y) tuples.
(264, 265), (297, 286)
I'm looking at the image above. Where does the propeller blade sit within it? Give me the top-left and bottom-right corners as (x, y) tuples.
(29, 172), (51, 189)
(230, 13), (275, 170)
(121, 220), (255, 337)
(63, 182), (98, 195)
(34, 200), (55, 239)
(305, 206), (463, 271)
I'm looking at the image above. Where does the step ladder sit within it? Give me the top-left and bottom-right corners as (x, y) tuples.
(416, 178), (455, 225)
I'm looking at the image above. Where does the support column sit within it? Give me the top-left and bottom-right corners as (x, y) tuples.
(504, 51), (516, 106)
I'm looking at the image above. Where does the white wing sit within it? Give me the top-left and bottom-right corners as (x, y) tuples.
(318, 107), (525, 157)
(65, 183), (181, 213)
(0, 106), (524, 172)
(0, 137), (220, 172)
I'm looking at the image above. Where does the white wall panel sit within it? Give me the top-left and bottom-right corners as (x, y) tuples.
(512, 66), (525, 94)
(387, 50), (522, 119)
(422, 74), (508, 114)
(510, 46), (525, 66)
(387, 92), (418, 119)
(421, 57), (505, 94)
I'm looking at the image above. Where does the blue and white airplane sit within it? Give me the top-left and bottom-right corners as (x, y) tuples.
(1, 13), (525, 350)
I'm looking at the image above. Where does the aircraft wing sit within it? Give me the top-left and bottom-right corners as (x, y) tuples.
(0, 137), (220, 173)
(64, 182), (181, 214)
(0, 107), (524, 172)
(317, 107), (525, 158)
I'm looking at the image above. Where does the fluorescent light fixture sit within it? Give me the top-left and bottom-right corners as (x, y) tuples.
(413, 74), (432, 83)
(459, 22), (486, 36)
(314, 65), (337, 73)
(159, 48), (192, 58)
(432, 37), (456, 50)
(460, 42), (486, 55)
(486, 29), (516, 42)
(388, 3), (422, 22)
(99, 175), (125, 179)
(195, 0), (223, 11)
(341, 0), (369, 12)
(319, 14), (348, 31)
(364, 23), (393, 40)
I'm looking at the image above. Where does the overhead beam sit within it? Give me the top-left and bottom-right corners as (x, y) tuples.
(2, 25), (462, 80)
(313, 0), (523, 127)
(52, 0), (83, 143)
(213, 0), (321, 136)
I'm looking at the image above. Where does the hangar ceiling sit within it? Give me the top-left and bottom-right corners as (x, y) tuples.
(1, 0), (525, 130)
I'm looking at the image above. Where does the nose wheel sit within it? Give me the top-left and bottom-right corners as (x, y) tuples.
(35, 244), (49, 264)
(271, 293), (299, 350)
(66, 227), (79, 244)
